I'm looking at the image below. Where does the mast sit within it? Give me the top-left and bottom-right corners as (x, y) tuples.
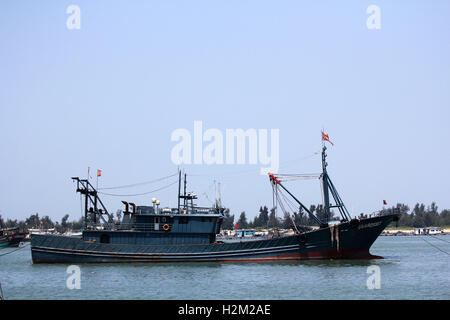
(84, 181), (88, 229)
(322, 146), (331, 224)
(268, 133), (351, 227)
(320, 145), (352, 222)
(178, 173), (198, 214)
(72, 177), (113, 230)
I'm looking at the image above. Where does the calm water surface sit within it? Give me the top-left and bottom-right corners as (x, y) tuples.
(0, 236), (449, 300)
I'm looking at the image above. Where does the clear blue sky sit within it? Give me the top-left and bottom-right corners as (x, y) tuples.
(1, 1), (449, 223)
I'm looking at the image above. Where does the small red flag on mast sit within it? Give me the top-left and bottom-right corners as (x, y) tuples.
(97, 169), (102, 177)
(321, 131), (334, 146)
(383, 200), (387, 205)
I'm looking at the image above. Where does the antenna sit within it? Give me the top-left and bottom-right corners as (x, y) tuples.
(184, 173), (187, 209)
(177, 169), (181, 213)
(215, 181), (222, 209)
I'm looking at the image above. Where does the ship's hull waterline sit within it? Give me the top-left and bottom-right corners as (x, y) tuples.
(31, 214), (397, 263)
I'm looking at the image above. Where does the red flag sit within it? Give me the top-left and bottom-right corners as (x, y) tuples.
(234, 224), (239, 229)
(88, 166), (92, 179)
(383, 200), (387, 205)
(322, 131), (334, 146)
(97, 169), (102, 177)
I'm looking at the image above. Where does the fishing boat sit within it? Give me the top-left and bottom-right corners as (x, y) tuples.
(31, 140), (400, 263)
(0, 227), (28, 248)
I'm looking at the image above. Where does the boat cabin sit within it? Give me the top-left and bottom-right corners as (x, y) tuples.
(75, 174), (226, 246)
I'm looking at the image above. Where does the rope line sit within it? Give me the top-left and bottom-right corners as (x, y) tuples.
(428, 234), (450, 244)
(188, 152), (320, 178)
(272, 184), (299, 233)
(0, 242), (30, 257)
(418, 236), (449, 256)
(98, 180), (179, 197)
(99, 173), (178, 190)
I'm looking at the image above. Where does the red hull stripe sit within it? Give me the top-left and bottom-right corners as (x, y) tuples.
(219, 249), (381, 262)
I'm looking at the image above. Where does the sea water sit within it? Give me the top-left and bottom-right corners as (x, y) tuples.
(0, 235), (449, 300)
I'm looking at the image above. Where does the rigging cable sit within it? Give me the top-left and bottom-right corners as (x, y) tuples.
(98, 180), (179, 197)
(275, 173), (321, 178)
(0, 242), (30, 257)
(428, 234), (450, 244)
(99, 173), (178, 190)
(418, 236), (449, 256)
(188, 152), (321, 178)
(280, 197), (300, 233)
(273, 184), (299, 233)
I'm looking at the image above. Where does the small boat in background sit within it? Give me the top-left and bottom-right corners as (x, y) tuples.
(217, 229), (267, 243)
(28, 228), (57, 235)
(0, 227), (28, 248)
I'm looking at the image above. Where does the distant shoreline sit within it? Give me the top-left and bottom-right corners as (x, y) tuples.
(381, 227), (450, 236)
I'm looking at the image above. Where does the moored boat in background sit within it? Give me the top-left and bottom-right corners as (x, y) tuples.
(0, 227), (28, 248)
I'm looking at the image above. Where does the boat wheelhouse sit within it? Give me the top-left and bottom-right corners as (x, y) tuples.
(76, 172), (224, 246)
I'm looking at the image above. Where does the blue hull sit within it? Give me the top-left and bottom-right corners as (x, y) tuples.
(31, 214), (397, 263)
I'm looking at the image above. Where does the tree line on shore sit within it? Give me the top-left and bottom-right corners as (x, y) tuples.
(0, 213), (84, 233)
(1, 202), (449, 233)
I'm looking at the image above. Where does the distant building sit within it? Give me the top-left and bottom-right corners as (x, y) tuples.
(28, 228), (56, 235)
(414, 227), (442, 235)
(235, 230), (257, 237)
